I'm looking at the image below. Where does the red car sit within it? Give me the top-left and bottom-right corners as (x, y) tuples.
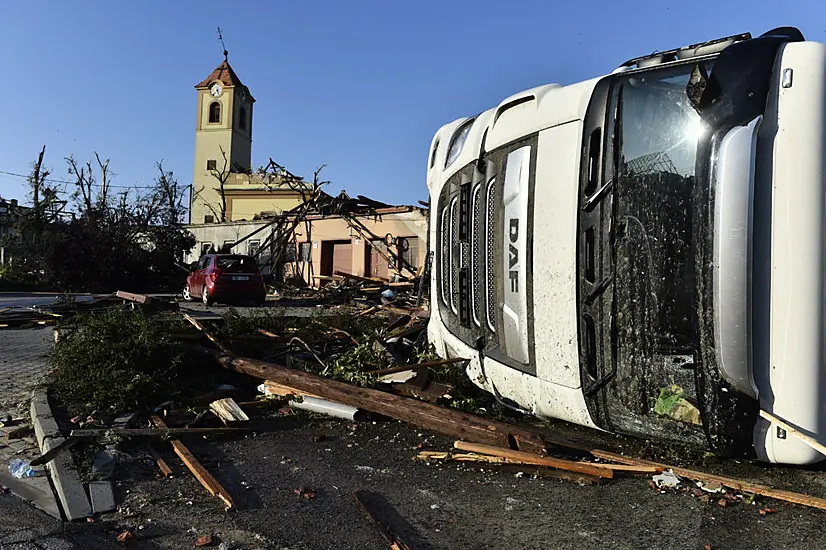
(183, 254), (266, 306)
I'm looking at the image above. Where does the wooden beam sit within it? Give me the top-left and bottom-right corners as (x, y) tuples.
(183, 313), (230, 354)
(590, 449), (826, 511)
(146, 443), (173, 477)
(257, 328), (279, 338)
(261, 380), (324, 400)
(353, 490), (413, 550)
(70, 427), (247, 438)
(149, 415), (234, 509)
(115, 290), (152, 304)
(219, 355), (547, 454)
(759, 410), (826, 458)
(334, 270), (389, 284)
(367, 358), (469, 376)
(453, 441), (613, 479)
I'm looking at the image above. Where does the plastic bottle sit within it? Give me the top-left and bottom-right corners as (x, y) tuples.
(8, 458), (34, 478)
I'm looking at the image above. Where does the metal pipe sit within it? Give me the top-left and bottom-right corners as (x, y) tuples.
(289, 396), (368, 422)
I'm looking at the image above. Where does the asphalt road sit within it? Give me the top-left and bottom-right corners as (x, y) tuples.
(0, 292), (96, 309)
(88, 413), (826, 550)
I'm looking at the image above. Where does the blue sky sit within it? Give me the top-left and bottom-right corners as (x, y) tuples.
(1, 1), (824, 208)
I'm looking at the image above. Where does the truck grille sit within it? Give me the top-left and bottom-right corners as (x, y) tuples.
(470, 183), (483, 327)
(438, 177), (496, 335)
(485, 178), (497, 332)
(449, 196), (459, 314)
(440, 208), (450, 307)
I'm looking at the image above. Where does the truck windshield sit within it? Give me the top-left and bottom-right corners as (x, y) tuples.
(613, 62), (710, 350)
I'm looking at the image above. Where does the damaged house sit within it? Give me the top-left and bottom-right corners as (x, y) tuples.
(186, 56), (427, 284)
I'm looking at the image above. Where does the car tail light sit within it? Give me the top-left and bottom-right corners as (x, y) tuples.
(209, 270), (223, 282)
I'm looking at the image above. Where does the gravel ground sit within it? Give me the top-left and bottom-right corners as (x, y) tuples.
(82, 413), (826, 550)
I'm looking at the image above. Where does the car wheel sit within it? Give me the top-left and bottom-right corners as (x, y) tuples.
(182, 284), (192, 302)
(202, 286), (213, 306)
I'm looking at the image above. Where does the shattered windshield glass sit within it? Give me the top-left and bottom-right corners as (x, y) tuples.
(614, 63), (709, 351)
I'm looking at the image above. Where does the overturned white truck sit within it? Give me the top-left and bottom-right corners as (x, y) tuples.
(426, 27), (826, 464)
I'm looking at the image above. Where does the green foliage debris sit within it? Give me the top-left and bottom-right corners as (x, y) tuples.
(52, 308), (213, 415)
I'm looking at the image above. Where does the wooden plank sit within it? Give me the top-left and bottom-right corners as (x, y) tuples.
(209, 398), (250, 424)
(453, 441), (613, 479)
(386, 282), (415, 289)
(334, 270), (389, 284)
(257, 328), (279, 338)
(146, 443), (173, 477)
(219, 355), (548, 454)
(590, 449), (826, 511)
(759, 410), (826, 458)
(183, 313), (230, 354)
(29, 438), (80, 467)
(70, 427), (247, 438)
(367, 358), (469, 376)
(115, 290), (152, 304)
(4, 425), (34, 441)
(262, 380), (324, 400)
(149, 415), (234, 510)
(353, 490), (413, 550)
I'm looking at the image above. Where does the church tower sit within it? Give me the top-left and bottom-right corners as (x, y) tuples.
(191, 56), (254, 224)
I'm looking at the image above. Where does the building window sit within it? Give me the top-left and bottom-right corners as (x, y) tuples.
(248, 239), (260, 257)
(209, 101), (221, 123)
(200, 242), (212, 255)
(206, 159), (217, 171)
(239, 107), (247, 130)
(204, 214), (214, 224)
(221, 240), (234, 253)
(299, 241), (311, 261)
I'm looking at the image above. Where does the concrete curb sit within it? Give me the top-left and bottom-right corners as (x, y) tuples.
(30, 387), (92, 521)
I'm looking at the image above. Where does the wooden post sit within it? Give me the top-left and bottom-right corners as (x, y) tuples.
(219, 355), (547, 454)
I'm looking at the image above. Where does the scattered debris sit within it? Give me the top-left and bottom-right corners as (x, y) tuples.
(116, 530), (135, 543)
(653, 384), (701, 425)
(209, 398), (250, 424)
(149, 415), (234, 510)
(759, 507), (778, 515)
(591, 449), (826, 511)
(452, 441), (615, 478)
(652, 469), (682, 489)
(194, 534), (220, 547)
(295, 486), (317, 499)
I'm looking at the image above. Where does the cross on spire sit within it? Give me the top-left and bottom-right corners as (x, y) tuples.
(217, 27), (228, 61)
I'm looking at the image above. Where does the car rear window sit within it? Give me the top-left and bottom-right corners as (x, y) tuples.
(215, 256), (259, 273)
